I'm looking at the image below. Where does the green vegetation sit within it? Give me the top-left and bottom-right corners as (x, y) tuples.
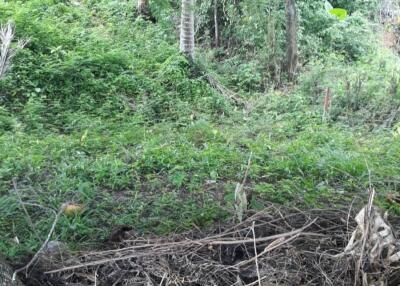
(1, 0), (400, 262)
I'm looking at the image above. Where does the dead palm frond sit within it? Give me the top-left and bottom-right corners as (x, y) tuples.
(0, 21), (28, 79)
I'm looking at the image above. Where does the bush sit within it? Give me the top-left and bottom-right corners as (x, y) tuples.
(298, 2), (375, 61)
(0, 107), (16, 133)
(298, 49), (400, 127)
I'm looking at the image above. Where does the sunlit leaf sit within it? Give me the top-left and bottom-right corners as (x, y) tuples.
(329, 8), (348, 20)
(324, 1), (333, 11)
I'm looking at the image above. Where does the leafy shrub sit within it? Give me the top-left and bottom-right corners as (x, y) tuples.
(298, 1), (375, 61)
(299, 49), (400, 127)
(0, 107), (15, 133)
(330, 0), (380, 17)
(0, 0), (233, 131)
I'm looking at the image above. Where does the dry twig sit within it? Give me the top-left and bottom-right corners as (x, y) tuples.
(12, 204), (64, 281)
(23, 203), (400, 286)
(12, 179), (41, 241)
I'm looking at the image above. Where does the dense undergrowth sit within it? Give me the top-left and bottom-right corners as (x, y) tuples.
(1, 0), (400, 261)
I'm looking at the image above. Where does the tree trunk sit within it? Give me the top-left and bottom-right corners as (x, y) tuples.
(214, 0), (219, 48)
(285, 0), (298, 81)
(0, 257), (24, 286)
(137, 0), (152, 19)
(180, 0), (195, 62)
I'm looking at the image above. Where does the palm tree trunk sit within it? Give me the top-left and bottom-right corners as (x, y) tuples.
(285, 0), (298, 81)
(214, 0), (219, 47)
(180, 0), (195, 62)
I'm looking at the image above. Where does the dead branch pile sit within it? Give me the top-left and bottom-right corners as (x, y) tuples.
(22, 203), (400, 286)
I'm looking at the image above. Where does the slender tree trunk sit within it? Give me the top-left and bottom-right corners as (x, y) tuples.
(180, 0), (195, 62)
(214, 0), (219, 47)
(0, 257), (24, 286)
(285, 0), (298, 81)
(137, 0), (152, 19)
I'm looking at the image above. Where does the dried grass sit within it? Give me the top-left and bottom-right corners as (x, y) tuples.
(0, 21), (28, 79)
(18, 203), (397, 286)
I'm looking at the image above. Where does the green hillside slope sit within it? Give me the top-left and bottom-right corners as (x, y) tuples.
(1, 0), (400, 262)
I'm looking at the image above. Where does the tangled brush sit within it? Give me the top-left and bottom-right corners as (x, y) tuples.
(16, 198), (398, 286)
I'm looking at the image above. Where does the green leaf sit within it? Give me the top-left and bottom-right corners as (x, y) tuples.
(329, 8), (348, 20)
(324, 1), (333, 11)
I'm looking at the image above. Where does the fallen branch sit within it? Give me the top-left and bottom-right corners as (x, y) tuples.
(208, 218), (317, 246)
(251, 222), (262, 286)
(205, 73), (248, 107)
(46, 218), (317, 274)
(12, 204), (64, 281)
(33, 204), (399, 285)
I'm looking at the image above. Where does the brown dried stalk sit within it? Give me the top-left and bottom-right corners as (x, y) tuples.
(0, 21), (28, 79)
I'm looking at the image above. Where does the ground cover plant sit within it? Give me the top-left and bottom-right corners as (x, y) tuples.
(1, 0), (400, 285)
